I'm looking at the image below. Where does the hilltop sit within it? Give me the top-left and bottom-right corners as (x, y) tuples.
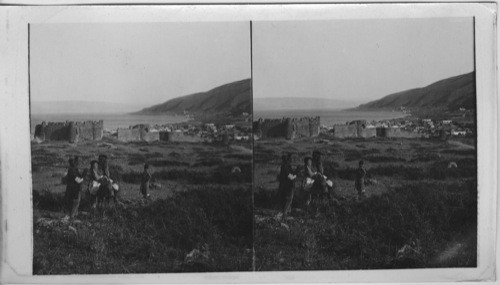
(136, 79), (251, 116)
(355, 72), (475, 112)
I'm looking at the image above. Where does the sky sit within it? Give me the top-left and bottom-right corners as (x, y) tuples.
(253, 18), (474, 105)
(30, 22), (251, 108)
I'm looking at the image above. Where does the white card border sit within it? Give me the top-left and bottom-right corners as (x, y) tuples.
(0, 3), (496, 284)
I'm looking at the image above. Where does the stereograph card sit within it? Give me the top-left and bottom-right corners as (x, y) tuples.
(0, 2), (497, 284)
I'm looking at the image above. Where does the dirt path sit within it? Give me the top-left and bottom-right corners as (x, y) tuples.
(230, 145), (252, 154)
(448, 140), (475, 150)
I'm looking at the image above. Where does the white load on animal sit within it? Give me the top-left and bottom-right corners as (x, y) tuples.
(90, 181), (101, 195)
(303, 177), (314, 191)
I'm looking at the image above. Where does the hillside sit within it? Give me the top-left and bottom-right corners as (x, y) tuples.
(254, 97), (360, 111)
(356, 72), (475, 111)
(137, 79), (251, 116)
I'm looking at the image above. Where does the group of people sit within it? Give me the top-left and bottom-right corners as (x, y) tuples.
(64, 154), (120, 218)
(277, 150), (367, 219)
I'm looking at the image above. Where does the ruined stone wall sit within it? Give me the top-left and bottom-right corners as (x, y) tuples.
(74, 121), (103, 141)
(385, 127), (421, 138)
(333, 124), (358, 138)
(160, 131), (203, 143)
(42, 122), (70, 141)
(117, 128), (141, 142)
(117, 124), (159, 142)
(334, 120), (378, 139)
(142, 131), (160, 142)
(34, 120), (103, 142)
(291, 118), (310, 138)
(359, 127), (377, 138)
(255, 119), (289, 139)
(254, 117), (320, 140)
(334, 124), (421, 139)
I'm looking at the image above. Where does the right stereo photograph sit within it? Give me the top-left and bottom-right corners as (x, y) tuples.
(252, 18), (477, 270)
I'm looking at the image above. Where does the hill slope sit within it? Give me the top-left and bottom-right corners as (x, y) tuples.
(356, 72), (475, 111)
(137, 79), (251, 115)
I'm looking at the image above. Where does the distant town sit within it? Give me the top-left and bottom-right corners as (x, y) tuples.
(32, 112), (253, 144)
(254, 107), (475, 141)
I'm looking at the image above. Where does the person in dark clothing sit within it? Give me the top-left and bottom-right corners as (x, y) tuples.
(278, 153), (296, 219)
(98, 154), (118, 204)
(65, 156), (83, 218)
(140, 163), (152, 199)
(98, 154), (110, 177)
(355, 160), (367, 199)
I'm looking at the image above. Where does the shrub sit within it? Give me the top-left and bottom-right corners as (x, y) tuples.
(33, 189), (65, 212)
(365, 154), (407, 163)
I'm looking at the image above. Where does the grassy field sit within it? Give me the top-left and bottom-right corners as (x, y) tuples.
(32, 138), (253, 274)
(254, 136), (477, 270)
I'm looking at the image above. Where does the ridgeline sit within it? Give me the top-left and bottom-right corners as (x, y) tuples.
(136, 79), (251, 116)
(355, 72), (475, 112)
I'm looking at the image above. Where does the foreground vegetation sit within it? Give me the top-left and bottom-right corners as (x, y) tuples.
(254, 136), (477, 270)
(32, 139), (253, 274)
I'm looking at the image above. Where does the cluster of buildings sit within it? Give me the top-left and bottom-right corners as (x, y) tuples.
(116, 122), (251, 143)
(33, 115), (473, 144)
(325, 118), (474, 139)
(251, 116), (474, 141)
(32, 120), (251, 144)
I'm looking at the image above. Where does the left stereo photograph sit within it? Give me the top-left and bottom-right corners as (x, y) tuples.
(29, 22), (253, 274)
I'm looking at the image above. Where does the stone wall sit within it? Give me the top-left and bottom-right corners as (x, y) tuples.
(385, 127), (421, 138)
(334, 121), (421, 139)
(159, 131), (203, 143)
(117, 127), (141, 142)
(333, 124), (358, 139)
(34, 120), (103, 143)
(254, 117), (320, 140)
(117, 124), (159, 142)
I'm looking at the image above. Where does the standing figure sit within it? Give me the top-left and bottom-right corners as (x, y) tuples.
(88, 160), (101, 209)
(278, 153), (296, 219)
(303, 156), (315, 206)
(98, 154), (118, 204)
(140, 163), (152, 199)
(355, 160), (367, 199)
(65, 156), (83, 218)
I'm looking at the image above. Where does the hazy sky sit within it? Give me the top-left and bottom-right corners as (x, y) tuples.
(30, 22), (251, 107)
(253, 18), (474, 104)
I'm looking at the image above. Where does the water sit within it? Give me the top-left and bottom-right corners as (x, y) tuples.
(30, 113), (190, 133)
(254, 109), (406, 126)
